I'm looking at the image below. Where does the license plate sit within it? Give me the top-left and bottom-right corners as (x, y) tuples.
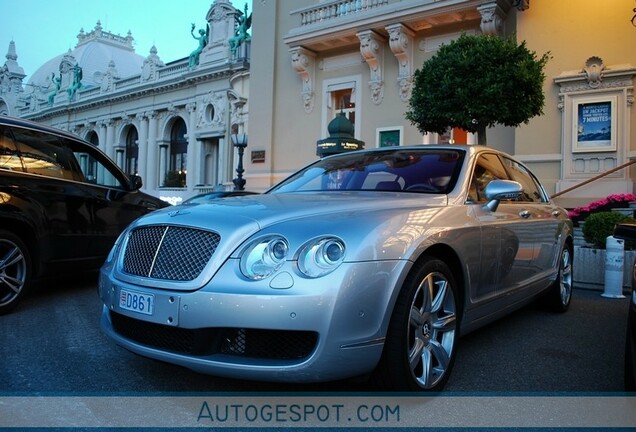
(119, 289), (154, 316)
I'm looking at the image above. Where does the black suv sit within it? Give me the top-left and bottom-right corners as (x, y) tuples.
(0, 115), (168, 313)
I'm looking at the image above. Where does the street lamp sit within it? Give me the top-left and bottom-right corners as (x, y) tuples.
(231, 132), (248, 190)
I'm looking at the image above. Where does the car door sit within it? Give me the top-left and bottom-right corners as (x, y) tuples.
(500, 156), (560, 282)
(467, 152), (536, 300)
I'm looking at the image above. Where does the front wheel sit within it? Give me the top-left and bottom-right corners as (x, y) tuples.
(544, 244), (573, 313)
(378, 257), (459, 391)
(0, 230), (31, 315)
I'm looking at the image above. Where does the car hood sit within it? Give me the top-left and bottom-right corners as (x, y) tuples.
(138, 191), (448, 231)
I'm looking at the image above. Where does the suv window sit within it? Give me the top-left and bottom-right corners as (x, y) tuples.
(11, 127), (82, 181)
(0, 128), (21, 171)
(62, 138), (125, 189)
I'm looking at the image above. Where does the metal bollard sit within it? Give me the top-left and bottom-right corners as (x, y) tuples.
(602, 235), (626, 298)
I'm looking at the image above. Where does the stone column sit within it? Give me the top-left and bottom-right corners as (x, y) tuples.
(146, 112), (158, 189)
(115, 149), (124, 168)
(136, 112), (148, 186)
(159, 144), (168, 188)
(97, 121), (107, 151)
(105, 120), (115, 160)
(186, 102), (198, 191)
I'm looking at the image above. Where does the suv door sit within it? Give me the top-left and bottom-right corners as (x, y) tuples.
(10, 126), (163, 272)
(9, 126), (89, 268)
(62, 136), (164, 261)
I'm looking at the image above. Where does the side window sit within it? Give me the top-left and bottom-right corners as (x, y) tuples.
(467, 153), (508, 203)
(502, 157), (546, 203)
(63, 138), (125, 189)
(11, 128), (81, 181)
(0, 128), (22, 171)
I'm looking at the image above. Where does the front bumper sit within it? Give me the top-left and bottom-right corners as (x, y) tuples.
(99, 258), (410, 383)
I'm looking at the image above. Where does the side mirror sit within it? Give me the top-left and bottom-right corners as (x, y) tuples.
(128, 174), (143, 191)
(483, 180), (523, 212)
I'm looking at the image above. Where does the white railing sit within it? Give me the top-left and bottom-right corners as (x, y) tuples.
(158, 62), (189, 79)
(295, 0), (391, 26)
(114, 76), (141, 90)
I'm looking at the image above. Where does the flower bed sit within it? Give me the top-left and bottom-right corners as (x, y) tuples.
(568, 193), (636, 226)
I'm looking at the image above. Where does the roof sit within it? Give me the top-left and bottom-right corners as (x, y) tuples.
(26, 22), (145, 91)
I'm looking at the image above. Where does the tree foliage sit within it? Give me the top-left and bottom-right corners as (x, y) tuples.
(405, 34), (550, 145)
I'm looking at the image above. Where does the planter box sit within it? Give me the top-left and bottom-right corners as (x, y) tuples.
(574, 246), (635, 288)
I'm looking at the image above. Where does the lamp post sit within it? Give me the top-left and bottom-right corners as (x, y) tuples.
(231, 133), (247, 190)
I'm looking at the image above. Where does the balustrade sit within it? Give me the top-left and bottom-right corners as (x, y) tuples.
(296, 0), (391, 26)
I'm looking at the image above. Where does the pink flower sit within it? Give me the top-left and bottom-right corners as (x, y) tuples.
(568, 194), (636, 222)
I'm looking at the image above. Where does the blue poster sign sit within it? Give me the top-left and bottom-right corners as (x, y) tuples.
(576, 101), (612, 149)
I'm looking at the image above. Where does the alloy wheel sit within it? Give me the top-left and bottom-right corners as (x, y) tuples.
(559, 247), (573, 306)
(407, 271), (457, 389)
(0, 238), (27, 308)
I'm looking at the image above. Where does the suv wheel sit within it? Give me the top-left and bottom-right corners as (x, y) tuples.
(0, 230), (31, 314)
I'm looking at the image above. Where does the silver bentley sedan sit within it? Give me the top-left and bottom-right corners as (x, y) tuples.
(99, 145), (573, 391)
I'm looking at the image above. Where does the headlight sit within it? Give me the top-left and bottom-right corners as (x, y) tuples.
(240, 235), (289, 280)
(297, 237), (346, 278)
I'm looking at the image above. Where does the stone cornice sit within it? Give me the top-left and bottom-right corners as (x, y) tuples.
(21, 61), (245, 122)
(555, 58), (636, 96)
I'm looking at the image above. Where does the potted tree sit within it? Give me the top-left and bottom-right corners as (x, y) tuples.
(406, 34), (550, 145)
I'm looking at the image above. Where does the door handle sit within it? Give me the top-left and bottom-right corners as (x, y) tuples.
(519, 210), (531, 219)
(551, 210), (562, 217)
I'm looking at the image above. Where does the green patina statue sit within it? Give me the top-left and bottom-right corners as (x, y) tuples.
(47, 72), (62, 105)
(189, 23), (209, 69)
(67, 65), (83, 100)
(229, 4), (252, 56)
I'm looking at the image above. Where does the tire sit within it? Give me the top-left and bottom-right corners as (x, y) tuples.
(378, 256), (459, 391)
(0, 230), (31, 315)
(545, 244), (573, 313)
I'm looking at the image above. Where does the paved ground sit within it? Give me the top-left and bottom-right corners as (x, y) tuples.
(0, 275), (629, 394)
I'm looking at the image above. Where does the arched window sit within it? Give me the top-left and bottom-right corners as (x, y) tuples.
(86, 131), (99, 146)
(81, 130), (100, 182)
(166, 118), (187, 187)
(125, 127), (139, 175)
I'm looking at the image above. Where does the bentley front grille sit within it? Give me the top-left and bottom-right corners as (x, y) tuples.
(122, 225), (220, 281)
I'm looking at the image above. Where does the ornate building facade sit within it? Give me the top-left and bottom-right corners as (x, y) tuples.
(247, 0), (636, 207)
(0, 0), (251, 204)
(3, 0), (635, 207)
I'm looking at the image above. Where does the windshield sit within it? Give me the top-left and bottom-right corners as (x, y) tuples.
(269, 148), (466, 194)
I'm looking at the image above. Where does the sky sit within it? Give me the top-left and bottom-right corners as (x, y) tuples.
(1, 0), (252, 82)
